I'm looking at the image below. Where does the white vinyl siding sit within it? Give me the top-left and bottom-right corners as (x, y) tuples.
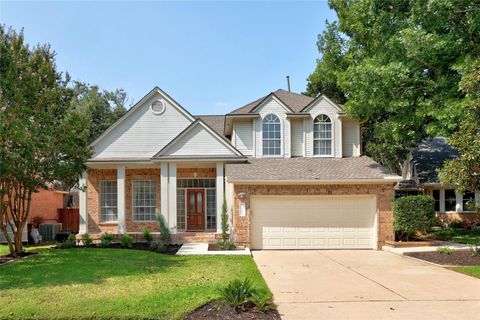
(162, 123), (239, 157)
(291, 119), (304, 157)
(132, 180), (157, 222)
(233, 120), (253, 156)
(93, 92), (192, 158)
(100, 181), (117, 222)
(342, 119), (361, 157)
(254, 97), (291, 158)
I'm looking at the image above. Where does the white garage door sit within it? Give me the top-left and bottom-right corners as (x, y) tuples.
(250, 195), (376, 250)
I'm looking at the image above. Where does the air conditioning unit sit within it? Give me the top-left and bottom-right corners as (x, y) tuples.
(0, 222), (28, 244)
(39, 223), (63, 242)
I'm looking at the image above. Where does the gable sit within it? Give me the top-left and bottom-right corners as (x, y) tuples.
(92, 88), (194, 159)
(251, 95), (292, 114)
(154, 120), (245, 159)
(301, 95), (343, 114)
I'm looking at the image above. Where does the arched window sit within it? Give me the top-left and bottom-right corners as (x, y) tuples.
(262, 114), (281, 155)
(313, 114), (332, 155)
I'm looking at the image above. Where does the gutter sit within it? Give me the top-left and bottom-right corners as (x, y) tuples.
(225, 177), (403, 185)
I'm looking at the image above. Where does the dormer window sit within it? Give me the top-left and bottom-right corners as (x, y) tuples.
(314, 114), (332, 156)
(262, 114), (281, 155)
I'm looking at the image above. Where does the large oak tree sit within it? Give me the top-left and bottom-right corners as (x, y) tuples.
(306, 0), (480, 173)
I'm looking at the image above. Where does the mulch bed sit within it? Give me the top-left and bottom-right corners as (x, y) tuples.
(208, 243), (243, 251)
(183, 301), (281, 320)
(66, 243), (182, 255)
(405, 250), (480, 266)
(0, 251), (38, 265)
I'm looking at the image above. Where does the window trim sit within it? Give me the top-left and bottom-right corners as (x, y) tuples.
(99, 180), (118, 223)
(312, 114), (334, 157)
(261, 113), (282, 157)
(131, 180), (158, 222)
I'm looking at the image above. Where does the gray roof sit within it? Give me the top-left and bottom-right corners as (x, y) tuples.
(195, 115), (225, 136)
(226, 156), (400, 182)
(413, 137), (458, 184)
(229, 89), (315, 114)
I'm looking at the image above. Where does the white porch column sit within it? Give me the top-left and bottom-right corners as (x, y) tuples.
(160, 163), (169, 224)
(168, 163), (177, 233)
(216, 162), (225, 233)
(79, 171), (88, 234)
(456, 191), (463, 212)
(439, 189), (445, 212)
(117, 165), (126, 234)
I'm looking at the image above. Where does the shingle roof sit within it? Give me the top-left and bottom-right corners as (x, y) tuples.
(229, 89), (315, 114)
(225, 156), (400, 182)
(413, 137), (458, 184)
(195, 115), (225, 136)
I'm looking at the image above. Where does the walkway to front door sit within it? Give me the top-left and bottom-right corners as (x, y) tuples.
(187, 189), (205, 230)
(253, 250), (480, 320)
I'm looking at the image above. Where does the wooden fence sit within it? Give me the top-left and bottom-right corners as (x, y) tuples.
(57, 208), (79, 233)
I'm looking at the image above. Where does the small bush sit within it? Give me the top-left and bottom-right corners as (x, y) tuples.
(149, 242), (165, 253)
(471, 245), (480, 257)
(156, 209), (171, 243)
(393, 195), (436, 241)
(448, 220), (464, 229)
(250, 289), (274, 311)
(143, 228), (153, 244)
(57, 234), (76, 249)
(436, 247), (454, 255)
(217, 239), (236, 250)
(99, 232), (114, 247)
(120, 234), (133, 248)
(221, 278), (258, 308)
(81, 233), (93, 246)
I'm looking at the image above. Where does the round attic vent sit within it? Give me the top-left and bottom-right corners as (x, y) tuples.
(151, 100), (166, 115)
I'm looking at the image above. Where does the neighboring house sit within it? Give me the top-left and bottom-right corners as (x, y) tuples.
(398, 137), (480, 223)
(29, 188), (69, 225)
(79, 87), (401, 250)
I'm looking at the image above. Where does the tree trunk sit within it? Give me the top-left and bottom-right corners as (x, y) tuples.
(14, 221), (26, 254)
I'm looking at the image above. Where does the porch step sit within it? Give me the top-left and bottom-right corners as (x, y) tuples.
(172, 232), (218, 244)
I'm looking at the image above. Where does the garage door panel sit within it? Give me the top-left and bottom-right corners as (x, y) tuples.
(251, 196), (376, 250)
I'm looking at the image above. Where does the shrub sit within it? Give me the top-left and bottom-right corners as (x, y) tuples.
(57, 234), (76, 249)
(120, 234), (133, 248)
(149, 242), (165, 253)
(143, 228), (153, 244)
(393, 195), (436, 241)
(156, 209), (171, 243)
(217, 239), (236, 250)
(81, 233), (93, 246)
(221, 278), (258, 308)
(250, 289), (274, 311)
(221, 197), (229, 243)
(436, 247), (454, 255)
(448, 220), (464, 229)
(99, 232), (114, 247)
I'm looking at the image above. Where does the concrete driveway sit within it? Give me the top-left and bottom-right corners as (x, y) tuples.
(253, 250), (480, 320)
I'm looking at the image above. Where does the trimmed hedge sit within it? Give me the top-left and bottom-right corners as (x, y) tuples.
(393, 195), (436, 241)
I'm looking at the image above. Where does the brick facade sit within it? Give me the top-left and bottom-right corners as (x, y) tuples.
(232, 184), (395, 249)
(29, 189), (66, 224)
(177, 167), (216, 178)
(87, 169), (118, 234)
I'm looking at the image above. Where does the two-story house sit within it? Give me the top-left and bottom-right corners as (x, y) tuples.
(79, 87), (401, 250)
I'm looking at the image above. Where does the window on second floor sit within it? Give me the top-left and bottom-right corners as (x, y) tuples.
(313, 114), (332, 156)
(262, 114), (281, 155)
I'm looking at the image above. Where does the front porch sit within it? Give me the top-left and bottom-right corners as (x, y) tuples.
(78, 161), (232, 238)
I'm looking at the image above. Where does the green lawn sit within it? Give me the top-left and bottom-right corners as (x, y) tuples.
(0, 246), (270, 319)
(451, 266), (480, 279)
(427, 228), (480, 245)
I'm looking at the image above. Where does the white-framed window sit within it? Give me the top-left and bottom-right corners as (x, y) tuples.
(132, 180), (157, 221)
(313, 114), (332, 156)
(100, 180), (117, 222)
(262, 114), (281, 155)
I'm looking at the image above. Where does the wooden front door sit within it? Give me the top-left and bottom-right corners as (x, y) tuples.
(187, 189), (205, 230)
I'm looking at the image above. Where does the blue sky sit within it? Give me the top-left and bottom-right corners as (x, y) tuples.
(1, 1), (336, 114)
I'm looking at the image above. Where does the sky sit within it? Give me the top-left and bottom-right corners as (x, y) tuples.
(0, 1), (336, 115)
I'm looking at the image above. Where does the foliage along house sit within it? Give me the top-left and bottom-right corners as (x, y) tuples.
(398, 137), (480, 224)
(79, 87), (402, 250)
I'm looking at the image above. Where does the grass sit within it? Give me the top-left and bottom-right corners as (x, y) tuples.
(427, 228), (480, 245)
(451, 266), (480, 279)
(0, 245), (270, 319)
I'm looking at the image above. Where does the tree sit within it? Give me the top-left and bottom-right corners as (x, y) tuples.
(70, 81), (127, 143)
(306, 0), (480, 173)
(0, 26), (91, 256)
(439, 60), (480, 193)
